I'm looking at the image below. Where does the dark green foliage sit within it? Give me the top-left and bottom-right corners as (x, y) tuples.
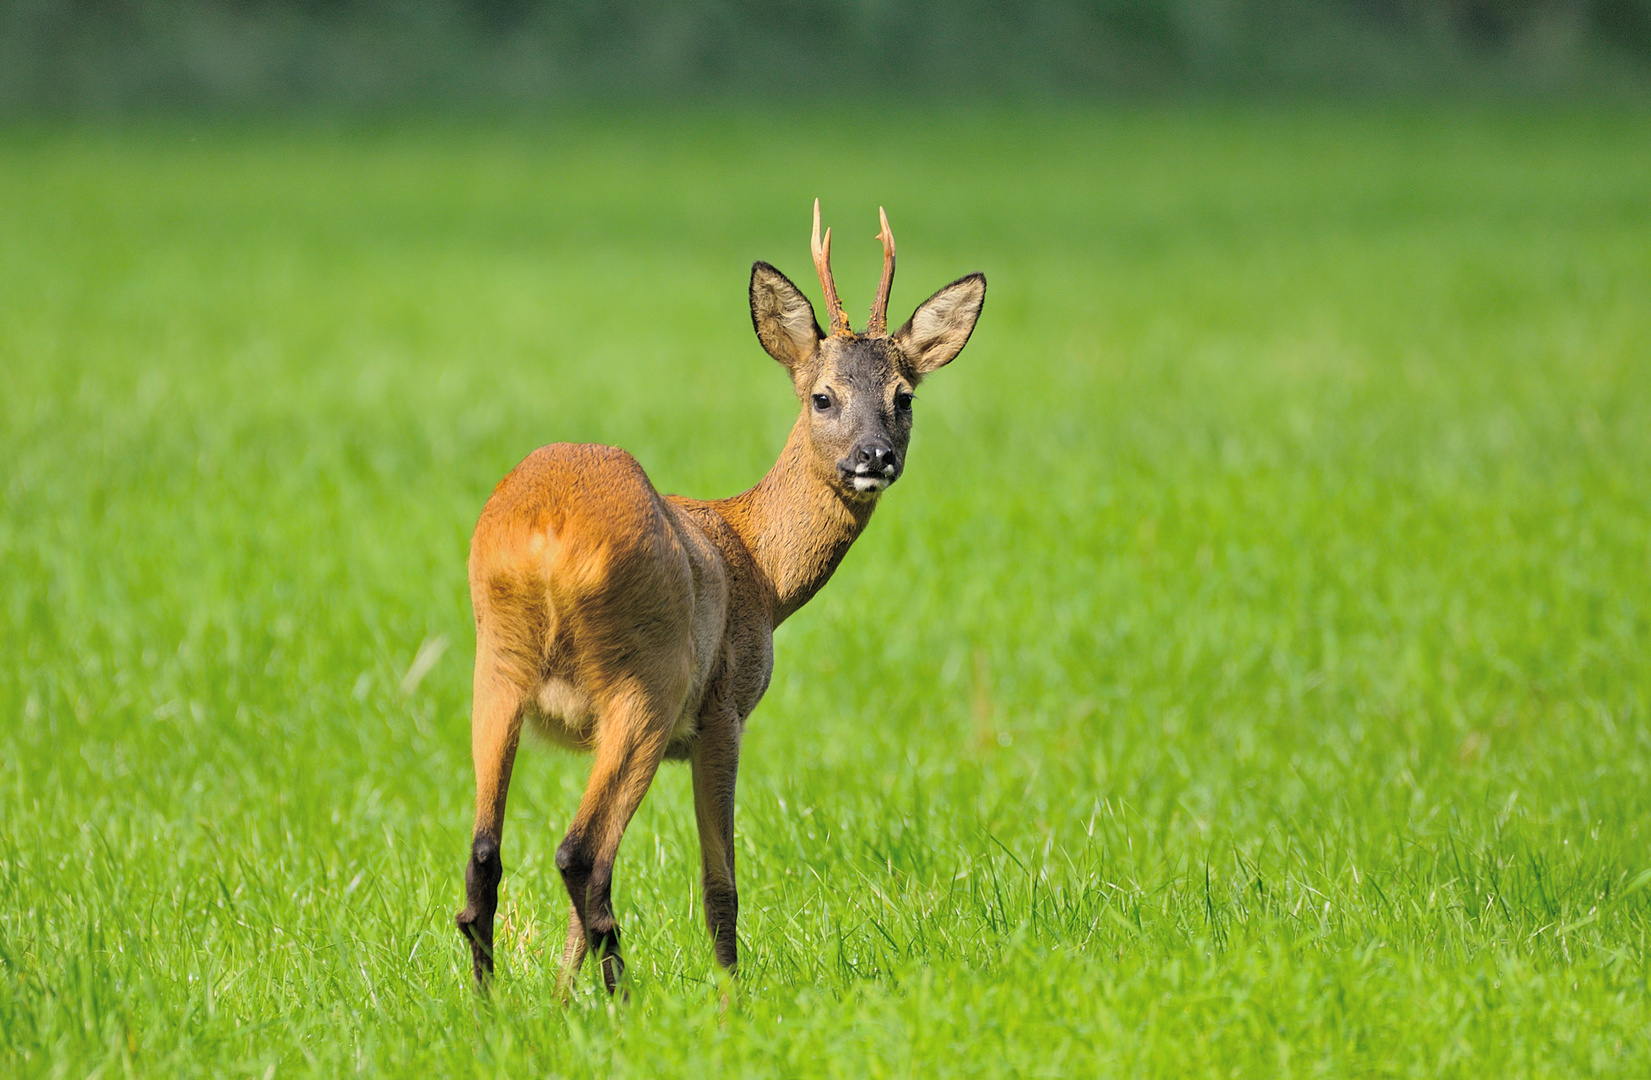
(1, 0), (1649, 111)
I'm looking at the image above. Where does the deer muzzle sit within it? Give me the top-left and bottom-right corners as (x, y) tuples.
(841, 439), (900, 493)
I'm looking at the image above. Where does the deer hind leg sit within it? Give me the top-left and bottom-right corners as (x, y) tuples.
(555, 901), (588, 1000)
(555, 685), (676, 996)
(456, 659), (526, 991)
(691, 706), (741, 974)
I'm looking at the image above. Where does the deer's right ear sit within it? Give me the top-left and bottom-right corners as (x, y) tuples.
(750, 262), (824, 371)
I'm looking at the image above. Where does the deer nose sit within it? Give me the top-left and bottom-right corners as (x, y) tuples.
(854, 442), (896, 473)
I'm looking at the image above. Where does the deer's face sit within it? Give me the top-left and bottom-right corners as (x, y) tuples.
(748, 202), (985, 501)
(800, 336), (915, 496)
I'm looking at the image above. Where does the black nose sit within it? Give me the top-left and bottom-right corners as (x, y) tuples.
(856, 443), (895, 470)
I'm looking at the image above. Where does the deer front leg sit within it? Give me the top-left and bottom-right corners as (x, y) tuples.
(556, 689), (673, 996)
(456, 671), (525, 991)
(691, 708), (741, 974)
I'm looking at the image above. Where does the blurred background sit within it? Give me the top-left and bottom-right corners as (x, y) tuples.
(4, 1), (1651, 1075)
(3, 0), (1650, 112)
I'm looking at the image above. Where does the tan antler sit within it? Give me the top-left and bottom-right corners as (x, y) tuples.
(811, 199), (851, 337)
(867, 206), (897, 337)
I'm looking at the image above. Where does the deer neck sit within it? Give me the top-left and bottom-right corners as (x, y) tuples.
(719, 412), (878, 625)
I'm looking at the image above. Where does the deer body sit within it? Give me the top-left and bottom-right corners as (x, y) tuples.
(457, 203), (985, 994)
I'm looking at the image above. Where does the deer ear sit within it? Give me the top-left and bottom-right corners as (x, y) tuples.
(750, 262), (823, 370)
(894, 273), (986, 375)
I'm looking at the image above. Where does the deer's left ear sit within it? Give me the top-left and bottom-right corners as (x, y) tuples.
(894, 273), (986, 375)
(750, 262), (824, 371)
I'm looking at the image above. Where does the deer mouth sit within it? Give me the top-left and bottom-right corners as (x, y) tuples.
(843, 464), (897, 493)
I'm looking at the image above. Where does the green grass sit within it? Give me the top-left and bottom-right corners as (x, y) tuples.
(2, 107), (1649, 1077)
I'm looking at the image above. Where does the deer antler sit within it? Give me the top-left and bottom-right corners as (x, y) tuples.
(811, 199), (850, 337)
(867, 206), (897, 337)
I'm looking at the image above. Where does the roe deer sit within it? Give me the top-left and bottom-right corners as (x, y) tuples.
(456, 200), (985, 995)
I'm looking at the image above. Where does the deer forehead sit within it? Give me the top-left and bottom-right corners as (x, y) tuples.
(811, 338), (913, 392)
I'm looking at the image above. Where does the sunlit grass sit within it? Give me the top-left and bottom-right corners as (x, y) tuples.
(2, 108), (1649, 1076)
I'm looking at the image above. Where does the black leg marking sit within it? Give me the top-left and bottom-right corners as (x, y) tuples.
(690, 710), (742, 977)
(704, 885), (739, 973)
(557, 833), (626, 997)
(456, 834), (502, 989)
(586, 863), (624, 995)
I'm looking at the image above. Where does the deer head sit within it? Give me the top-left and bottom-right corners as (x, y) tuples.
(750, 200), (986, 498)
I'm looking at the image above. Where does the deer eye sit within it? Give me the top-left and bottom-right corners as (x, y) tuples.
(811, 393), (833, 412)
(895, 391), (914, 412)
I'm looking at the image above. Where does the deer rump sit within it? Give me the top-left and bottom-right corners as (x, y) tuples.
(472, 442), (733, 758)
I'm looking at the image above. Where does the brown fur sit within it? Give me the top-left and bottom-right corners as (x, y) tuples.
(456, 206), (985, 995)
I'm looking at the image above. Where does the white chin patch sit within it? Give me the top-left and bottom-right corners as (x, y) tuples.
(851, 476), (890, 493)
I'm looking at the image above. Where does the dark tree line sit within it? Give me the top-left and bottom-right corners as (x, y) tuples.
(3, 0), (1648, 111)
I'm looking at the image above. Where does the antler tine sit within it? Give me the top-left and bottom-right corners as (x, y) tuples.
(811, 198), (850, 337)
(868, 206), (897, 337)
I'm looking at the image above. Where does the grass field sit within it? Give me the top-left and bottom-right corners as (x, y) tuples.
(2, 108), (1649, 1077)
